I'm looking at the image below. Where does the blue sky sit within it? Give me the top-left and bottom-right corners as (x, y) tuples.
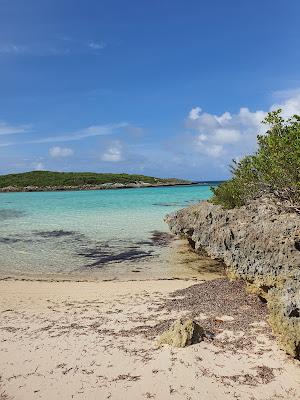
(1, 0), (300, 180)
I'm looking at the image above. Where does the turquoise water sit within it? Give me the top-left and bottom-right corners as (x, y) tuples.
(0, 185), (213, 280)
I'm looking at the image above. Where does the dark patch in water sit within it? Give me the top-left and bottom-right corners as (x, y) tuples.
(78, 231), (174, 269)
(34, 230), (76, 238)
(78, 241), (154, 268)
(135, 240), (153, 246)
(152, 202), (181, 207)
(136, 231), (175, 248)
(149, 230), (175, 247)
(0, 237), (22, 244)
(152, 200), (196, 207)
(33, 229), (85, 246)
(0, 209), (26, 221)
(78, 247), (110, 259)
(0, 234), (34, 244)
(77, 231), (174, 269)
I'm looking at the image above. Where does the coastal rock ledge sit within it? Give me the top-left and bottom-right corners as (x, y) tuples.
(165, 198), (300, 358)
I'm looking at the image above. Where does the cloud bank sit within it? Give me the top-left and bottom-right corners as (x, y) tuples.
(185, 89), (300, 163)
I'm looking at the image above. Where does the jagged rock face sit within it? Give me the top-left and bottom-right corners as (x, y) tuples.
(165, 199), (300, 357)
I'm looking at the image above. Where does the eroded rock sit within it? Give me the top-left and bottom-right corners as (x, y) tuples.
(165, 198), (300, 357)
(157, 319), (205, 348)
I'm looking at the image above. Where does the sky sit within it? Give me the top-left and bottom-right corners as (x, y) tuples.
(1, 0), (300, 180)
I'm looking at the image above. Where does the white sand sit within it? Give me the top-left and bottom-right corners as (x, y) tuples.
(0, 279), (300, 400)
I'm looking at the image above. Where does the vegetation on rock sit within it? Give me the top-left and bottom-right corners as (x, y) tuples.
(211, 110), (300, 211)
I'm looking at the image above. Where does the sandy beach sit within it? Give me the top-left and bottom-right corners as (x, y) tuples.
(1, 278), (300, 400)
(1, 0), (300, 398)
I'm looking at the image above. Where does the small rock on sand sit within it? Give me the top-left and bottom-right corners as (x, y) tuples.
(157, 318), (205, 348)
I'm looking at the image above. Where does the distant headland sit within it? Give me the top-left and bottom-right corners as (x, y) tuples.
(0, 170), (197, 192)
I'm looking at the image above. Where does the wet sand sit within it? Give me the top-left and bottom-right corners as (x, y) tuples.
(1, 278), (300, 400)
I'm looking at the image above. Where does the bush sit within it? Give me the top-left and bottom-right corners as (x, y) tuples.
(211, 110), (300, 211)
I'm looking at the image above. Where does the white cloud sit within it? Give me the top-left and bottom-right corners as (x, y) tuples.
(0, 121), (31, 135)
(101, 141), (123, 162)
(28, 123), (128, 144)
(49, 146), (74, 158)
(205, 144), (224, 157)
(29, 123), (128, 144)
(187, 107), (266, 139)
(189, 107), (202, 120)
(0, 123), (129, 148)
(214, 128), (241, 143)
(183, 89), (300, 165)
(186, 106), (266, 159)
(88, 41), (106, 50)
(0, 42), (70, 56)
(0, 141), (14, 147)
(0, 38), (106, 57)
(271, 89), (300, 118)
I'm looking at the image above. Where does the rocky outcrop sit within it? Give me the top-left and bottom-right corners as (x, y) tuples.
(165, 198), (300, 357)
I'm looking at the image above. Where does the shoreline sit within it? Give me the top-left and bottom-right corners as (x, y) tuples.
(1, 277), (300, 399)
(0, 181), (197, 193)
(0, 238), (225, 283)
(0, 275), (201, 283)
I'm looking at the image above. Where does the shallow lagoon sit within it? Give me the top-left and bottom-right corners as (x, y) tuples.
(0, 185), (223, 280)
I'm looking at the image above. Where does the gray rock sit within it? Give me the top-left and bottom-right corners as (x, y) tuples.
(165, 198), (300, 357)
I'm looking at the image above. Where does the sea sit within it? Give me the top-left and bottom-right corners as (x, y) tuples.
(0, 184), (223, 281)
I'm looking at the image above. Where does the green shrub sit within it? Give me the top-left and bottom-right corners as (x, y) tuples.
(211, 110), (300, 210)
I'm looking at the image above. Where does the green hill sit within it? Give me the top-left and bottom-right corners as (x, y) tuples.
(0, 171), (190, 190)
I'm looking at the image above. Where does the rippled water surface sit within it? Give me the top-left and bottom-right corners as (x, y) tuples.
(0, 185), (222, 280)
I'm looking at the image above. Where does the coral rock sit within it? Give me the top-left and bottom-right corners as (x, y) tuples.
(165, 198), (300, 357)
(157, 319), (204, 348)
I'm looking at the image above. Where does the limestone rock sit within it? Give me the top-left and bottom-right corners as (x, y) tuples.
(157, 319), (205, 348)
(165, 198), (300, 357)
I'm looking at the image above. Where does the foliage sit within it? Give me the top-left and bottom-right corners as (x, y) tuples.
(0, 171), (189, 188)
(211, 110), (300, 210)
